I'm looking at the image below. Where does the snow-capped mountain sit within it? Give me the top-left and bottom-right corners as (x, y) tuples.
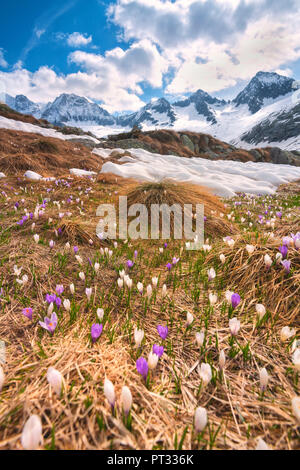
(41, 93), (115, 126)
(2, 71), (300, 150)
(117, 98), (176, 128)
(232, 71), (294, 113)
(174, 89), (226, 124)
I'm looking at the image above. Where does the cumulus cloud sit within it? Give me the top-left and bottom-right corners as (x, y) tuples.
(0, 49), (8, 68)
(108, 0), (300, 94)
(69, 39), (168, 89)
(0, 66), (145, 112)
(66, 32), (92, 47)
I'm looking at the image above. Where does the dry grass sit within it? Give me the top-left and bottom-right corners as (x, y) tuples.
(0, 175), (299, 451)
(123, 181), (237, 238)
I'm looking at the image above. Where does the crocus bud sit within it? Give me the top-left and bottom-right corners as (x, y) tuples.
(146, 285), (152, 298)
(152, 277), (158, 287)
(70, 283), (75, 295)
(47, 302), (54, 316)
(0, 366), (4, 391)
(229, 317), (240, 336)
(94, 262), (100, 273)
(91, 323), (103, 343)
(47, 367), (63, 395)
(292, 397), (300, 423)
(246, 244), (255, 255)
(33, 234), (39, 244)
(63, 299), (70, 311)
(198, 363), (212, 386)
(209, 293), (217, 305)
(256, 438), (269, 450)
(85, 287), (92, 301)
(134, 328), (144, 348)
(259, 367), (269, 391)
(121, 386), (132, 416)
(186, 312), (194, 326)
(219, 350), (226, 369)
(79, 272), (85, 281)
(104, 379), (115, 409)
(49, 240), (55, 249)
(162, 284), (167, 298)
(21, 415), (43, 450)
(220, 254), (226, 264)
(256, 304), (266, 320)
(97, 308), (104, 321)
(207, 267), (216, 281)
(264, 254), (272, 268)
(292, 349), (300, 371)
(137, 282), (143, 294)
(194, 407), (207, 433)
(195, 331), (204, 348)
(148, 351), (159, 370)
(280, 326), (296, 342)
(117, 278), (124, 288)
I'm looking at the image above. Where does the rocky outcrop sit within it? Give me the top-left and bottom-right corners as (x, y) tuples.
(96, 129), (300, 166)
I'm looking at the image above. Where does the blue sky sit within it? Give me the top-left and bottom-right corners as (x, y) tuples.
(1, 0), (300, 113)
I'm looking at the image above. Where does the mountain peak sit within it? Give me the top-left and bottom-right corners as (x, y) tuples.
(233, 71), (294, 113)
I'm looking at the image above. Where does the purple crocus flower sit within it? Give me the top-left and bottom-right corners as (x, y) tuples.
(231, 293), (241, 309)
(136, 357), (148, 380)
(56, 284), (64, 295)
(166, 263), (172, 271)
(278, 245), (288, 259)
(164, 242), (168, 249)
(157, 325), (168, 340)
(45, 293), (56, 304)
(134, 250), (138, 259)
(73, 246), (79, 254)
(22, 307), (33, 320)
(153, 344), (164, 358)
(91, 323), (103, 343)
(276, 211), (282, 219)
(172, 257), (180, 265)
(204, 216), (207, 222)
(39, 312), (58, 334)
(281, 260), (291, 273)
(127, 260), (134, 268)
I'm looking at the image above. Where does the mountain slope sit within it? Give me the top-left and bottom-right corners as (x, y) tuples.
(233, 71), (294, 114)
(2, 71), (299, 150)
(41, 93), (115, 126)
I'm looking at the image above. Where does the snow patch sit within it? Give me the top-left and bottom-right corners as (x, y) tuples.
(101, 148), (300, 198)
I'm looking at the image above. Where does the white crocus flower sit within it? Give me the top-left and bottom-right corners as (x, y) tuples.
(195, 331), (205, 348)
(148, 351), (159, 370)
(104, 379), (115, 409)
(256, 304), (266, 320)
(121, 386), (132, 416)
(47, 367), (63, 395)
(194, 407), (207, 433)
(198, 363), (212, 386)
(21, 415), (43, 450)
(292, 397), (300, 423)
(134, 328), (144, 348)
(280, 326), (296, 342)
(229, 317), (241, 336)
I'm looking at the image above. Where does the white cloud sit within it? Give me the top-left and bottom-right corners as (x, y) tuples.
(0, 66), (145, 112)
(108, 0), (300, 95)
(69, 39), (168, 89)
(0, 49), (8, 68)
(66, 32), (92, 47)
